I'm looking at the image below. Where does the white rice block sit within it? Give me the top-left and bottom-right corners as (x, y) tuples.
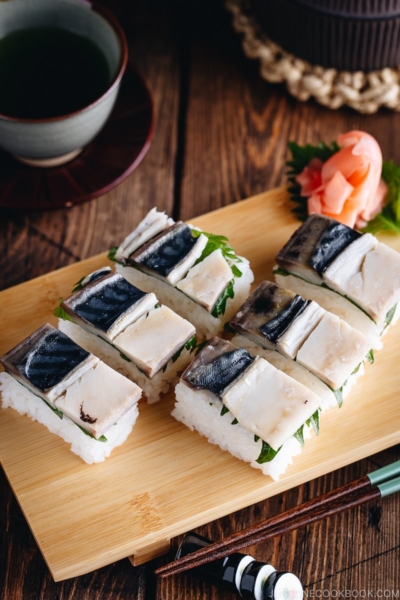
(55, 361), (142, 438)
(232, 334), (336, 410)
(115, 208), (174, 262)
(274, 271), (383, 349)
(113, 305), (195, 378)
(0, 372), (140, 464)
(59, 319), (194, 403)
(323, 235), (400, 323)
(296, 312), (371, 390)
(276, 301), (325, 359)
(116, 258), (254, 339)
(173, 381), (309, 480)
(222, 357), (321, 450)
(176, 249), (233, 311)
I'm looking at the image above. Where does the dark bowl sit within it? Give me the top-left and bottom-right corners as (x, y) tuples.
(251, 0), (400, 71)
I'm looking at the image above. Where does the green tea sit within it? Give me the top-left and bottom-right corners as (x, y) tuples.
(0, 27), (111, 119)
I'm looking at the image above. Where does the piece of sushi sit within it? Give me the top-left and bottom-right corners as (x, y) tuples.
(229, 281), (372, 404)
(274, 214), (400, 334)
(231, 334), (336, 411)
(56, 270), (197, 403)
(274, 272), (382, 349)
(110, 208), (254, 338)
(0, 324), (142, 463)
(172, 337), (322, 480)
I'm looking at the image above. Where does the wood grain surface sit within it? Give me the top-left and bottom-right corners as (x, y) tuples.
(1, 189), (399, 583)
(1, 0), (400, 598)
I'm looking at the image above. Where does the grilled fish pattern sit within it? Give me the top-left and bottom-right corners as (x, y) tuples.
(184, 347), (255, 396)
(131, 223), (199, 277)
(71, 277), (147, 333)
(310, 222), (360, 276)
(259, 294), (310, 342)
(18, 329), (90, 392)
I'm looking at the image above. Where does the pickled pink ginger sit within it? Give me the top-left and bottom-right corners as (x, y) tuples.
(296, 131), (387, 228)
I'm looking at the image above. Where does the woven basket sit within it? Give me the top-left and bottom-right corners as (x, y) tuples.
(226, 0), (400, 114)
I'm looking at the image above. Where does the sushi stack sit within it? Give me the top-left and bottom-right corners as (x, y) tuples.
(56, 268), (197, 403)
(0, 324), (142, 463)
(274, 214), (400, 346)
(111, 208), (254, 338)
(229, 280), (372, 406)
(173, 214), (400, 479)
(173, 337), (323, 480)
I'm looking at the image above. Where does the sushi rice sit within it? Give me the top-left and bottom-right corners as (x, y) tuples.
(0, 372), (139, 464)
(173, 381), (311, 481)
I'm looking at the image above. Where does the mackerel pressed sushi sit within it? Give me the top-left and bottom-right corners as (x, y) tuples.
(229, 281), (372, 404)
(172, 337), (322, 480)
(0, 324), (142, 463)
(274, 214), (400, 337)
(111, 208), (254, 338)
(57, 269), (197, 403)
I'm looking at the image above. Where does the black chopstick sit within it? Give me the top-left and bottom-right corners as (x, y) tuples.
(155, 460), (400, 578)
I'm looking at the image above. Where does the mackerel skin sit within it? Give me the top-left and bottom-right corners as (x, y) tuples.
(275, 215), (331, 284)
(129, 222), (199, 279)
(229, 281), (310, 349)
(182, 337), (255, 396)
(309, 221), (361, 276)
(0, 324), (97, 403)
(276, 215), (360, 285)
(62, 273), (152, 338)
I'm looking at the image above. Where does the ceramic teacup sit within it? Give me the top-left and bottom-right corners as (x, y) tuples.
(0, 0), (128, 167)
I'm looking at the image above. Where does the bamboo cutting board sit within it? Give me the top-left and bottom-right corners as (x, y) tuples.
(1, 187), (400, 581)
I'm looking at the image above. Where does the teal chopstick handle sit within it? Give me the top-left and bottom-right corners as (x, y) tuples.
(367, 460), (400, 486)
(377, 475), (400, 498)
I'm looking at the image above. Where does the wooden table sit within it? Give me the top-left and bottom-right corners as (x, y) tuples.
(1, 1), (400, 597)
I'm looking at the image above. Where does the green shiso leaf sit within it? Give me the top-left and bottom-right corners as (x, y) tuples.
(191, 229), (244, 317)
(220, 405), (229, 417)
(351, 363), (361, 376)
(231, 418), (238, 425)
(192, 230), (242, 266)
(254, 435), (260, 442)
(367, 349), (374, 364)
(363, 161), (400, 235)
(195, 339), (209, 356)
(385, 304), (397, 325)
(256, 441), (281, 464)
(72, 276), (86, 293)
(107, 246), (125, 265)
(273, 266), (290, 277)
(231, 264), (242, 278)
(211, 279), (235, 318)
(333, 387), (344, 408)
(308, 409), (320, 436)
(53, 299), (74, 322)
(77, 425), (107, 442)
(294, 424), (305, 447)
(119, 352), (132, 363)
(185, 335), (198, 353)
(42, 398), (63, 419)
(286, 140), (340, 221)
(171, 335), (197, 364)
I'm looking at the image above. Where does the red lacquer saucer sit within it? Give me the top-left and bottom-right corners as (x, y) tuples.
(0, 64), (154, 211)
